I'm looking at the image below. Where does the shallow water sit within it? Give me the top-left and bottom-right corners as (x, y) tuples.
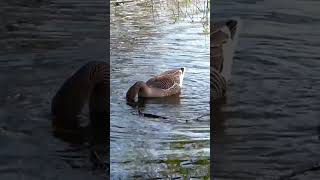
(0, 0), (108, 179)
(110, 0), (210, 178)
(213, 0), (320, 179)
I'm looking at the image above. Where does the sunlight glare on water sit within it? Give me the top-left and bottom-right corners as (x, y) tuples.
(110, 0), (210, 178)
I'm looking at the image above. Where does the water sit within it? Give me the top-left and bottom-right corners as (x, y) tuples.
(3, 0), (317, 179)
(110, 0), (210, 178)
(0, 0), (107, 179)
(213, 0), (320, 179)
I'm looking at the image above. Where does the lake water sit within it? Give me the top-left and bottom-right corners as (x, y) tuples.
(0, 0), (108, 179)
(110, 0), (210, 179)
(213, 0), (320, 179)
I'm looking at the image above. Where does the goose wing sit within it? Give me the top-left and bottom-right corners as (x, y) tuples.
(159, 69), (178, 76)
(212, 42), (224, 72)
(211, 67), (227, 100)
(146, 75), (176, 90)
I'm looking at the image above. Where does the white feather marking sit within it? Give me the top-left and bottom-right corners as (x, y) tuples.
(221, 18), (241, 82)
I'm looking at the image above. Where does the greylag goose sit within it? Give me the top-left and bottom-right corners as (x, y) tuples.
(51, 61), (108, 131)
(51, 61), (109, 174)
(212, 19), (240, 101)
(126, 67), (185, 103)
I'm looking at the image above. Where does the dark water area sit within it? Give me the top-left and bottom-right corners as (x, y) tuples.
(110, 0), (210, 179)
(0, 0), (108, 179)
(213, 0), (320, 179)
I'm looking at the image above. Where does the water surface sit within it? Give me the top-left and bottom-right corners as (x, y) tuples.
(110, 0), (210, 178)
(0, 0), (108, 179)
(213, 0), (320, 179)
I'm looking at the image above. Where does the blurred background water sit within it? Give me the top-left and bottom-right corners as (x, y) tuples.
(110, 0), (210, 178)
(213, 0), (320, 179)
(0, 0), (108, 179)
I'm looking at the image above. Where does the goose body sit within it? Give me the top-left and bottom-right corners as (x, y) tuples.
(126, 67), (185, 102)
(211, 19), (240, 100)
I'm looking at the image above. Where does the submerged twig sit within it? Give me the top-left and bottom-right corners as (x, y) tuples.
(138, 110), (168, 119)
(113, 0), (134, 6)
(90, 150), (107, 169)
(192, 113), (210, 121)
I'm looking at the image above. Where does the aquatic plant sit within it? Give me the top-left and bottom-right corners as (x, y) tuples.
(111, 0), (210, 34)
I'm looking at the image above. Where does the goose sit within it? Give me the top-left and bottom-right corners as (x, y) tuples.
(51, 61), (108, 133)
(51, 61), (109, 173)
(126, 67), (185, 103)
(211, 18), (241, 101)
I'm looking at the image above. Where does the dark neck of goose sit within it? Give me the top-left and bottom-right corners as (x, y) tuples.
(51, 61), (109, 133)
(126, 81), (147, 103)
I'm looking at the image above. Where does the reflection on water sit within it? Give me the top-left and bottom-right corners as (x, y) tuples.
(0, 0), (108, 179)
(110, 0), (210, 178)
(213, 0), (320, 179)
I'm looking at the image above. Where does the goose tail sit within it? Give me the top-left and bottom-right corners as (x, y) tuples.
(221, 17), (241, 82)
